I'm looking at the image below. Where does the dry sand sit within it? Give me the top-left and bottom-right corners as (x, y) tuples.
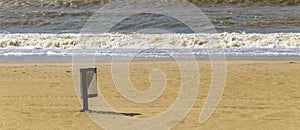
(0, 60), (299, 129)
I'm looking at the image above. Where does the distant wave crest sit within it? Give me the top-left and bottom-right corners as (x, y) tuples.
(1, 0), (300, 8)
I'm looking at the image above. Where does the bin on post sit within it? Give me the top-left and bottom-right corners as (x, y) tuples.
(80, 68), (98, 111)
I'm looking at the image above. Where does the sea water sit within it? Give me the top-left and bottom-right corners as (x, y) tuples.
(0, 0), (299, 61)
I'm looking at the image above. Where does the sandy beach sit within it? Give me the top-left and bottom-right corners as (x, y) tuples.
(0, 60), (299, 129)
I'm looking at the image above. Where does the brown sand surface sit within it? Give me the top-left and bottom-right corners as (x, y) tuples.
(0, 60), (299, 129)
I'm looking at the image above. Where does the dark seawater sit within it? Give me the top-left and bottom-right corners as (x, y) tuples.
(0, 0), (299, 33)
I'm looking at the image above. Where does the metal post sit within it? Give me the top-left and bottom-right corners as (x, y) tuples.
(80, 69), (89, 111)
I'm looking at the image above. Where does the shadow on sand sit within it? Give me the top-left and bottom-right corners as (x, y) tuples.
(81, 109), (141, 117)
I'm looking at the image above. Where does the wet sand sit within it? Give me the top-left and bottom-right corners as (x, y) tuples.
(0, 60), (299, 129)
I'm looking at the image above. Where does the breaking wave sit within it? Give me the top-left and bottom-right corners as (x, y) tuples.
(0, 33), (299, 49)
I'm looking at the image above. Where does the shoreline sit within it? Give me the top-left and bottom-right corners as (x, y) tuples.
(0, 58), (299, 64)
(0, 55), (300, 63)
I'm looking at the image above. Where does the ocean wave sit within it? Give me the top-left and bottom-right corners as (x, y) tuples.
(0, 33), (299, 49)
(1, 1), (299, 33)
(1, 0), (299, 8)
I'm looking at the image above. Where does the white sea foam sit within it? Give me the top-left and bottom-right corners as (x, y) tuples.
(0, 33), (299, 56)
